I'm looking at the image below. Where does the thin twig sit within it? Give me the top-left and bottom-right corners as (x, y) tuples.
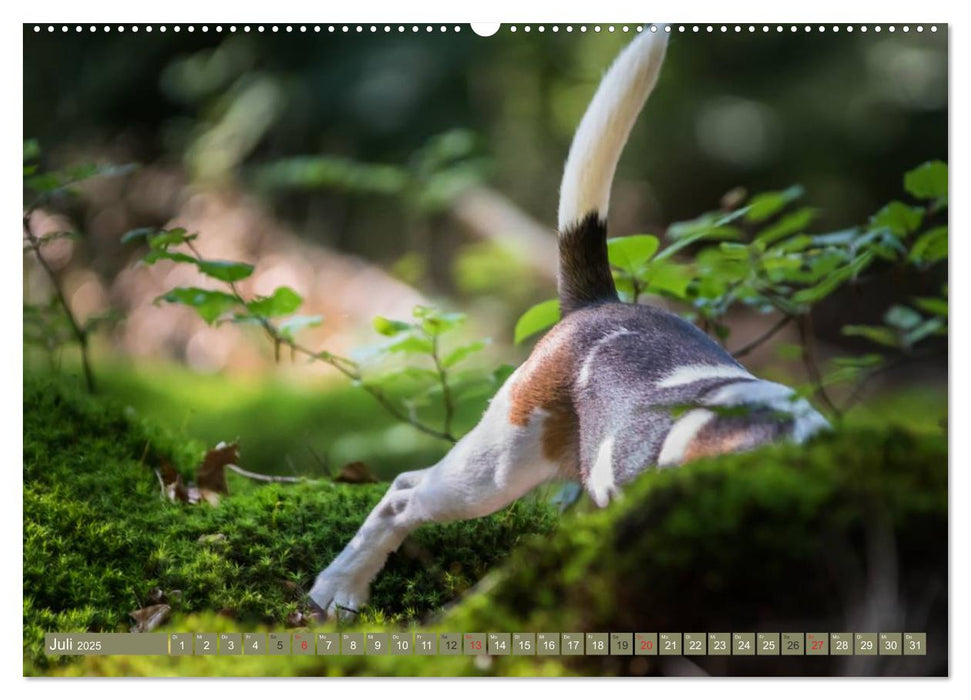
(430, 333), (456, 440)
(153, 468), (167, 500)
(841, 348), (945, 413)
(797, 312), (841, 418)
(226, 464), (306, 483)
(23, 209), (96, 393)
(731, 314), (794, 359)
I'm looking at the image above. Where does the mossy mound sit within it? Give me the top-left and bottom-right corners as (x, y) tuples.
(450, 425), (947, 676)
(23, 376), (557, 673)
(57, 422), (947, 677)
(27, 375), (947, 677)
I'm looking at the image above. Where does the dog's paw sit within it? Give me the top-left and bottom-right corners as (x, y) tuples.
(307, 569), (370, 621)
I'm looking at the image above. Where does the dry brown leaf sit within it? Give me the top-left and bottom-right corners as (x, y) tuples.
(160, 462), (192, 504)
(130, 603), (171, 633)
(334, 461), (379, 484)
(197, 442), (238, 495)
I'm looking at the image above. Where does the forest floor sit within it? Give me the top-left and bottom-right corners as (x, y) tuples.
(24, 371), (948, 676)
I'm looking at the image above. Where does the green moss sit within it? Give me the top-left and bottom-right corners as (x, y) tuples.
(94, 362), (490, 480)
(26, 374), (947, 676)
(23, 375), (557, 673)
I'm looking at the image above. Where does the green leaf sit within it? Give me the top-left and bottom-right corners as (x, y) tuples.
(904, 318), (945, 347)
(195, 259), (255, 282)
(443, 340), (488, 368)
(718, 242), (750, 260)
(607, 235), (659, 270)
(792, 266), (854, 305)
(645, 262), (693, 299)
(514, 299), (560, 345)
(149, 228), (196, 249)
(841, 324), (900, 348)
(156, 287), (240, 325)
(143, 249), (198, 266)
(912, 296), (948, 318)
(277, 315), (323, 340)
(25, 173), (62, 193)
(418, 309), (466, 336)
(121, 228), (156, 244)
(908, 226), (948, 266)
(246, 287), (303, 318)
(904, 161), (947, 202)
(757, 207), (817, 246)
(869, 201), (924, 237)
(123, 227), (198, 249)
(365, 367), (439, 392)
(226, 313), (263, 327)
(883, 305), (922, 332)
(416, 161), (487, 213)
(744, 185), (804, 223)
(381, 334), (435, 355)
(252, 156), (408, 196)
(23, 139), (40, 162)
(831, 353), (884, 368)
(373, 316), (413, 336)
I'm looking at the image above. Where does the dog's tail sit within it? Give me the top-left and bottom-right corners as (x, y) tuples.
(556, 30), (668, 315)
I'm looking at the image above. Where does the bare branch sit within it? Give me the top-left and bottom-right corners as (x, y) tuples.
(226, 464), (306, 483)
(731, 314), (794, 359)
(23, 209), (96, 393)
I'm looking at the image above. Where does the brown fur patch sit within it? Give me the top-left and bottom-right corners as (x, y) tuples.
(508, 323), (580, 467)
(682, 423), (754, 461)
(540, 404), (580, 466)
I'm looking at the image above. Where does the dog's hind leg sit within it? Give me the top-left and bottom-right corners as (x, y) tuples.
(308, 374), (565, 617)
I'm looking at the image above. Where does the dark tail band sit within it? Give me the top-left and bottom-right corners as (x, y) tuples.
(557, 213), (618, 315)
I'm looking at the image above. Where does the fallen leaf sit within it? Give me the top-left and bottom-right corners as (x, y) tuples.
(130, 603), (171, 632)
(198, 488), (222, 506)
(334, 461), (379, 484)
(160, 463), (192, 504)
(197, 533), (227, 545)
(197, 442), (238, 495)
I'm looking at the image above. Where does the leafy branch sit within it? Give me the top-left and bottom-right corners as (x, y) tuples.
(22, 212), (96, 393)
(125, 230), (495, 443)
(22, 140), (136, 393)
(514, 161), (948, 420)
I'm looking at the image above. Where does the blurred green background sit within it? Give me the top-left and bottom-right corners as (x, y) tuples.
(23, 25), (948, 479)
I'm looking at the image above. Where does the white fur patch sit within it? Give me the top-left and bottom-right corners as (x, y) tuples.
(656, 364), (754, 389)
(577, 328), (635, 388)
(704, 379), (830, 443)
(657, 408), (715, 467)
(558, 32), (668, 229)
(705, 379), (794, 407)
(588, 434), (617, 507)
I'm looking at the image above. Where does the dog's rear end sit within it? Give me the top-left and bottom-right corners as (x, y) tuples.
(309, 30), (827, 616)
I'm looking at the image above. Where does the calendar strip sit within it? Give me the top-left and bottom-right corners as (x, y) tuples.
(44, 632), (927, 657)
